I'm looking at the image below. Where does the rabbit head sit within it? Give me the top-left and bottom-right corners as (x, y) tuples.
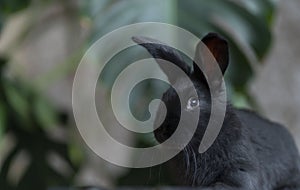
(133, 33), (229, 147)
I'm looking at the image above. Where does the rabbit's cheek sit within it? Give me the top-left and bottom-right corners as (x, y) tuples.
(154, 126), (171, 143)
(154, 120), (179, 143)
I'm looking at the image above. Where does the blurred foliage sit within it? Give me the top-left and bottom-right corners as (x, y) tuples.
(0, 0), (277, 189)
(82, 0), (276, 110)
(0, 0), (30, 15)
(0, 59), (78, 190)
(0, 1), (76, 189)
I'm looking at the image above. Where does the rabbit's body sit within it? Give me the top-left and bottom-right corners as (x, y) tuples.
(169, 107), (300, 189)
(236, 109), (300, 188)
(133, 33), (300, 190)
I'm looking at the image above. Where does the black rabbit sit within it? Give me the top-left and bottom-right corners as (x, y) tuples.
(133, 33), (300, 190)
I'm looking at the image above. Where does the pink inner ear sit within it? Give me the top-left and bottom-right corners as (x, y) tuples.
(200, 33), (229, 74)
(205, 38), (225, 62)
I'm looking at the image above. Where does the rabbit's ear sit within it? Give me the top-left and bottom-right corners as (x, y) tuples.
(132, 36), (191, 82)
(193, 33), (229, 79)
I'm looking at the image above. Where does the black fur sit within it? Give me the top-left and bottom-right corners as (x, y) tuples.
(133, 33), (300, 190)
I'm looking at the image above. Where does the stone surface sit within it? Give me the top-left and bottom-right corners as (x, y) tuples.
(250, 0), (300, 148)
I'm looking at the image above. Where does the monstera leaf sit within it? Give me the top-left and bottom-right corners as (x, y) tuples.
(79, 0), (277, 186)
(177, 0), (275, 90)
(81, 0), (276, 110)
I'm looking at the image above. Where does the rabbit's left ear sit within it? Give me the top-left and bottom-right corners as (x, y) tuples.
(193, 33), (229, 78)
(132, 36), (192, 82)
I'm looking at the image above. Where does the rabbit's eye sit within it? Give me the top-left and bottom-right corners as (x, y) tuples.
(187, 97), (199, 110)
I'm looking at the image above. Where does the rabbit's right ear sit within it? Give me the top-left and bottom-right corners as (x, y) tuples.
(132, 36), (191, 82)
(192, 33), (229, 87)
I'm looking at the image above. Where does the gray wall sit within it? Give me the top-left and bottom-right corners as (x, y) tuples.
(251, 0), (300, 148)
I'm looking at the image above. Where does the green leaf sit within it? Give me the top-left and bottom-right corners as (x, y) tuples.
(236, 0), (276, 24)
(0, 0), (31, 16)
(3, 81), (31, 128)
(0, 102), (6, 141)
(177, 0), (276, 90)
(33, 97), (58, 129)
(68, 142), (84, 166)
(83, 0), (175, 41)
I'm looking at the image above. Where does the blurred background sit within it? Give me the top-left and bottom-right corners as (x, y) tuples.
(0, 0), (300, 189)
